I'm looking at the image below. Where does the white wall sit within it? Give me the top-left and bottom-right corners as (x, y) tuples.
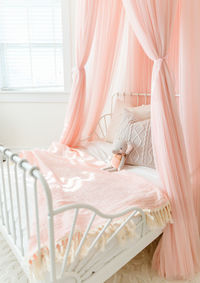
(0, 101), (68, 149)
(0, 0), (77, 150)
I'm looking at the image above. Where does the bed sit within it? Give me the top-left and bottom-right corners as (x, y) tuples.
(0, 93), (173, 283)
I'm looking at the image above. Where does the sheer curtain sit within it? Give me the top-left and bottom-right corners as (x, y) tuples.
(82, 0), (124, 139)
(59, 0), (98, 146)
(111, 17), (152, 94)
(110, 3), (180, 98)
(60, 0), (124, 146)
(180, 0), (200, 233)
(122, 0), (200, 279)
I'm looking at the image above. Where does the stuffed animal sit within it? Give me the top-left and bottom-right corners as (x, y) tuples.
(103, 140), (133, 172)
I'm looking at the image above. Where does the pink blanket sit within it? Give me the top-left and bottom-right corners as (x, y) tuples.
(21, 144), (172, 276)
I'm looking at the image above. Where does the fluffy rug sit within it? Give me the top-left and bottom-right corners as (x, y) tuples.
(107, 238), (200, 283)
(0, 233), (199, 283)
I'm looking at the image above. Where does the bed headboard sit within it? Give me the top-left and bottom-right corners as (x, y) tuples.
(95, 92), (180, 141)
(111, 92), (151, 115)
(95, 92), (151, 141)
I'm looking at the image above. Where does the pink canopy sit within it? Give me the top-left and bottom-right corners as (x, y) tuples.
(122, 0), (200, 278)
(21, 0), (200, 279)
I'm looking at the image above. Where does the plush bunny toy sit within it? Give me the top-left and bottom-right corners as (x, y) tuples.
(103, 140), (133, 172)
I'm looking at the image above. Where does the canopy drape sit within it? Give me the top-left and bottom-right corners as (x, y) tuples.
(111, 17), (153, 94)
(112, 4), (180, 96)
(180, 0), (200, 233)
(60, 0), (124, 145)
(59, 0), (98, 147)
(122, 0), (200, 279)
(82, 0), (124, 139)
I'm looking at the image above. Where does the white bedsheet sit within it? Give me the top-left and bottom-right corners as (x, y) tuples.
(81, 140), (161, 186)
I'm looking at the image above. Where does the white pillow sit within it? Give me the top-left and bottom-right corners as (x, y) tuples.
(106, 100), (151, 143)
(113, 109), (155, 169)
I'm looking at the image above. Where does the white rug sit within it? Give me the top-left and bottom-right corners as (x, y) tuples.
(0, 233), (199, 283)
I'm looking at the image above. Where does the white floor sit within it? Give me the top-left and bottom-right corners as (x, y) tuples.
(0, 233), (199, 283)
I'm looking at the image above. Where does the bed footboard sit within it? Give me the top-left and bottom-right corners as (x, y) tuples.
(0, 146), (152, 283)
(50, 204), (147, 283)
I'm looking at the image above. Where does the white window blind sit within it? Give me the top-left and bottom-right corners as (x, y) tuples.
(0, 0), (70, 92)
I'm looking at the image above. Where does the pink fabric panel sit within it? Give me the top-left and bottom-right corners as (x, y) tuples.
(82, 0), (124, 139)
(180, 0), (200, 231)
(167, 5), (180, 95)
(59, 0), (98, 147)
(117, 21), (153, 94)
(122, 0), (200, 279)
(118, 2), (179, 95)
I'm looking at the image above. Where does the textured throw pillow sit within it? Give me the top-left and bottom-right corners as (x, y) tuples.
(113, 109), (155, 168)
(106, 100), (151, 143)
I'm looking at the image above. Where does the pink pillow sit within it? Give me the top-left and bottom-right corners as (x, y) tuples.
(106, 100), (151, 143)
(113, 109), (155, 168)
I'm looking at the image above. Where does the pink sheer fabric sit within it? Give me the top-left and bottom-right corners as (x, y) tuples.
(82, 0), (124, 139)
(60, 0), (124, 144)
(112, 17), (152, 94)
(113, 5), (180, 96)
(59, 0), (98, 147)
(122, 0), (200, 279)
(180, 0), (200, 232)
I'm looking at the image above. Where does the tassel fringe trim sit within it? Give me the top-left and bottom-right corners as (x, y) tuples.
(28, 202), (173, 279)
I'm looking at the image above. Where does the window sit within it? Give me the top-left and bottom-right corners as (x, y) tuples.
(0, 0), (74, 93)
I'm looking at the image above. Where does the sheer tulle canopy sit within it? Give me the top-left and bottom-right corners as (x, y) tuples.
(21, 0), (200, 279)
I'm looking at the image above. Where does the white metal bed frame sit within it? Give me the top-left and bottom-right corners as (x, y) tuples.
(0, 93), (165, 283)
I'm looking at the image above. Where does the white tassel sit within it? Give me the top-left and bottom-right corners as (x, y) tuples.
(29, 202), (173, 279)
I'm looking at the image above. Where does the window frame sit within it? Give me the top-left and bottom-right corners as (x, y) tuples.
(0, 91), (69, 103)
(0, 0), (74, 103)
